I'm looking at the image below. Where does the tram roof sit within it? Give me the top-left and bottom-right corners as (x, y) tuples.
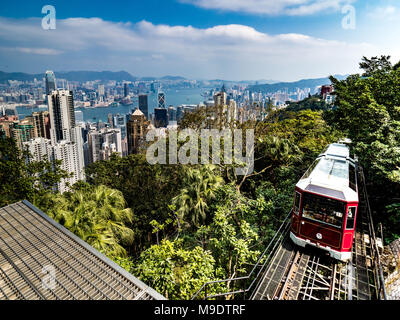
(319, 143), (350, 159)
(297, 144), (358, 202)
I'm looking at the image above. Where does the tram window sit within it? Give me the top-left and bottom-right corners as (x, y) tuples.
(302, 193), (346, 228)
(346, 207), (356, 230)
(294, 192), (301, 214)
(349, 163), (357, 191)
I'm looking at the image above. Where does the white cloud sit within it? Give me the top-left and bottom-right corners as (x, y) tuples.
(0, 46), (62, 55)
(367, 5), (400, 21)
(0, 16), (379, 81)
(179, 0), (356, 16)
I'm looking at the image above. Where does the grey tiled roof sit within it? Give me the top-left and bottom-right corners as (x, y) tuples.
(0, 201), (166, 300)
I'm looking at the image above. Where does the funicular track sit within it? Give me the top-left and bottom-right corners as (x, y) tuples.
(192, 167), (387, 300)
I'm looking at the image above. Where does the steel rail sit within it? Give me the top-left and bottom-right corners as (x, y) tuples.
(191, 211), (292, 300)
(359, 166), (387, 300)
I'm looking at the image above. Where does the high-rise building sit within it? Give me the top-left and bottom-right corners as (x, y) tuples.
(168, 106), (176, 123)
(227, 100), (238, 123)
(32, 111), (51, 139)
(74, 110), (84, 123)
(0, 113), (19, 138)
(98, 84), (105, 97)
(23, 135), (84, 193)
(107, 113), (113, 128)
(23, 137), (52, 163)
(87, 127), (122, 164)
(47, 89), (85, 193)
(45, 71), (56, 96)
(127, 108), (150, 155)
(11, 117), (35, 150)
(52, 140), (85, 193)
(158, 92), (166, 109)
(214, 91), (227, 106)
(176, 106), (184, 122)
(48, 89), (76, 143)
(150, 82), (156, 93)
(113, 114), (127, 139)
(124, 83), (129, 97)
(154, 108), (168, 128)
(138, 94), (149, 119)
(37, 88), (44, 101)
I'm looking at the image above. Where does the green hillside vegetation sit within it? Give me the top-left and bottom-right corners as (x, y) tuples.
(285, 95), (330, 112)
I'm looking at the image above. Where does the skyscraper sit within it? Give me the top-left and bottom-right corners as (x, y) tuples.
(74, 110), (84, 123)
(214, 91), (227, 106)
(113, 114), (127, 139)
(11, 117), (35, 150)
(154, 108), (168, 128)
(168, 106), (177, 123)
(124, 83), (129, 97)
(47, 89), (85, 193)
(150, 82), (156, 93)
(23, 137), (52, 163)
(127, 108), (150, 155)
(52, 140), (85, 193)
(138, 94), (149, 119)
(45, 71), (56, 96)
(158, 92), (166, 109)
(98, 84), (105, 97)
(176, 106), (185, 122)
(47, 89), (76, 143)
(87, 128), (122, 164)
(32, 111), (51, 139)
(107, 113), (113, 128)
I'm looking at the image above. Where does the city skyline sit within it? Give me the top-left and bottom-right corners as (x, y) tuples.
(0, 0), (399, 81)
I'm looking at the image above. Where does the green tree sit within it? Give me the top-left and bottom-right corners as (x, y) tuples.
(85, 153), (186, 254)
(328, 56), (400, 242)
(134, 239), (223, 299)
(0, 136), (68, 207)
(43, 184), (134, 259)
(193, 185), (262, 291)
(359, 55), (393, 77)
(172, 165), (224, 228)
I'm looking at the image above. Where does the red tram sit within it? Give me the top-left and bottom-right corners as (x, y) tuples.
(290, 143), (358, 262)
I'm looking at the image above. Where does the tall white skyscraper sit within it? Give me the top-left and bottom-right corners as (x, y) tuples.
(48, 89), (76, 144)
(47, 89), (85, 193)
(52, 140), (85, 193)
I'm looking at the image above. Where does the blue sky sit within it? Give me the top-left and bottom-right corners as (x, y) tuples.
(0, 0), (399, 81)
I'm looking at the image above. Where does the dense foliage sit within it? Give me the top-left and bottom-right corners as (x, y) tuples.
(285, 95), (329, 112)
(41, 184), (134, 259)
(327, 55), (400, 241)
(0, 136), (68, 207)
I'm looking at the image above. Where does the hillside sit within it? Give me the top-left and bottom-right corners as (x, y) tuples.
(248, 75), (348, 93)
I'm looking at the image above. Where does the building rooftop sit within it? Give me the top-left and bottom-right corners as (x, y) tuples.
(0, 201), (166, 300)
(132, 108), (144, 116)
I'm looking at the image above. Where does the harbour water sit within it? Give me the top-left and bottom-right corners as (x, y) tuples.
(16, 88), (208, 122)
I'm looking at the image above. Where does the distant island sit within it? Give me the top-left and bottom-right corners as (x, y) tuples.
(0, 71), (187, 83)
(248, 75), (348, 94)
